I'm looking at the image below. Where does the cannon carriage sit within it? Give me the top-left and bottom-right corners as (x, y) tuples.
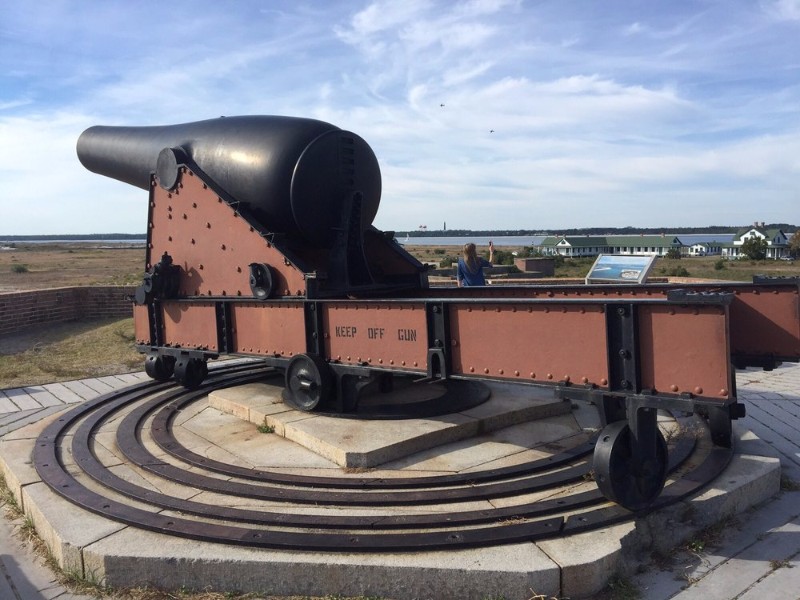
(77, 115), (800, 511)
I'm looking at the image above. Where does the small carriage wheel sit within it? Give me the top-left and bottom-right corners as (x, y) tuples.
(144, 353), (176, 382)
(283, 354), (333, 411)
(593, 420), (668, 511)
(173, 358), (208, 390)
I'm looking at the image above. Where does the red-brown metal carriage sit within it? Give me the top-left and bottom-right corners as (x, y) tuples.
(77, 116), (800, 510)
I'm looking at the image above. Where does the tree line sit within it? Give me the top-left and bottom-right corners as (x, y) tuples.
(397, 224), (799, 238)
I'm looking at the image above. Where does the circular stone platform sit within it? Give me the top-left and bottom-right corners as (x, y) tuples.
(0, 363), (782, 599)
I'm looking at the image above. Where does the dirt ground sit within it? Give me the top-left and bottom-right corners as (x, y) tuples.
(0, 320), (98, 354)
(0, 242), (459, 293)
(0, 243), (144, 292)
(0, 317), (143, 388)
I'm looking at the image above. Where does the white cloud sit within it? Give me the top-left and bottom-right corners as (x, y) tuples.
(0, 112), (144, 234)
(335, 0), (431, 52)
(763, 0), (800, 20)
(625, 22), (644, 35)
(1, 0), (799, 234)
(442, 60), (494, 87)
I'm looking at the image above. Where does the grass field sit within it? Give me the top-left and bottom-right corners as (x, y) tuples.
(2, 242), (797, 291)
(0, 318), (142, 388)
(409, 244), (798, 282)
(0, 242), (144, 292)
(0, 242), (797, 390)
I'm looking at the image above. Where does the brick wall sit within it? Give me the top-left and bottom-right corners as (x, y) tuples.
(0, 286), (136, 337)
(513, 257), (556, 276)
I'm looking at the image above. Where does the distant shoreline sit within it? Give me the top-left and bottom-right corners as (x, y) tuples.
(393, 224), (797, 238)
(0, 234), (146, 241)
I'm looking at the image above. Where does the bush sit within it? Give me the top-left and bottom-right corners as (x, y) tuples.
(741, 237), (768, 260)
(432, 248), (446, 255)
(11, 264), (29, 274)
(520, 246), (544, 258)
(492, 250), (515, 266)
(439, 255), (458, 268)
(667, 266), (690, 277)
(713, 259), (726, 271)
(666, 248), (682, 259)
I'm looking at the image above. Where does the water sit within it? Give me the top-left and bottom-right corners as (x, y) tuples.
(2, 234), (736, 247)
(0, 239), (146, 245)
(398, 234), (736, 247)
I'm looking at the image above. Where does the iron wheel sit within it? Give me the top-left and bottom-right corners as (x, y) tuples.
(144, 353), (176, 382)
(283, 353), (332, 411)
(173, 358), (208, 390)
(593, 420), (668, 511)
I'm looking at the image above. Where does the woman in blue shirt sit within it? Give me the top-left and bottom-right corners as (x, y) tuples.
(457, 241), (494, 286)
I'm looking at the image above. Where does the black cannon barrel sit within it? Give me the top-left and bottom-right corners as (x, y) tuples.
(77, 115), (381, 247)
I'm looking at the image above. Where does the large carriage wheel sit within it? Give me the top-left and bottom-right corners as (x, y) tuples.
(144, 353), (176, 382)
(283, 353), (333, 411)
(593, 420), (668, 511)
(173, 357), (208, 390)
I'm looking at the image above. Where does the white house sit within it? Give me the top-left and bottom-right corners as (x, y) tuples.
(721, 223), (790, 260)
(687, 242), (723, 257)
(538, 235), (683, 257)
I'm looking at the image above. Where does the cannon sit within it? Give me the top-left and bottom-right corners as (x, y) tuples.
(78, 116), (382, 248)
(77, 115), (800, 511)
(77, 116), (426, 301)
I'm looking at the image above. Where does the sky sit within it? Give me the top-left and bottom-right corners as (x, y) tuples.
(1, 0), (799, 235)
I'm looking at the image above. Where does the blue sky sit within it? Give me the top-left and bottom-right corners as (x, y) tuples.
(1, 0), (799, 235)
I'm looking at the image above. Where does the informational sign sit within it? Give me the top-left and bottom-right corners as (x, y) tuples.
(585, 254), (657, 285)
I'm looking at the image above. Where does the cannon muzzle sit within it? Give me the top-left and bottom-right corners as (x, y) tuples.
(77, 116), (381, 247)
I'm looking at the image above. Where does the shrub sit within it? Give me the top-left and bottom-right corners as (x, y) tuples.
(439, 255), (458, 268)
(667, 266), (690, 277)
(11, 264), (29, 274)
(713, 259), (726, 271)
(432, 248), (446, 255)
(741, 236), (768, 260)
(520, 246), (544, 258)
(492, 250), (515, 266)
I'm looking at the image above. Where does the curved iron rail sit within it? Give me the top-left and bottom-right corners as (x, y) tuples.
(33, 363), (733, 551)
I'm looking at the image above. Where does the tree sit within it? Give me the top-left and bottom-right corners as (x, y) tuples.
(790, 231), (800, 258)
(741, 236), (768, 260)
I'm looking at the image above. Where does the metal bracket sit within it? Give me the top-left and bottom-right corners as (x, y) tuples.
(426, 302), (451, 379)
(304, 302), (325, 356)
(605, 303), (640, 393)
(215, 301), (233, 354)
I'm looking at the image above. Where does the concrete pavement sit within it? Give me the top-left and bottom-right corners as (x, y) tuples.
(633, 364), (800, 600)
(1, 373), (147, 600)
(1, 364), (799, 599)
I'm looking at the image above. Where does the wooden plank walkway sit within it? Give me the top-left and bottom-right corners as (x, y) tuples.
(634, 363), (800, 599)
(0, 373), (150, 440)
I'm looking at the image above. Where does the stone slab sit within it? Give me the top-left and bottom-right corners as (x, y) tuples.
(538, 522), (638, 598)
(210, 379), (571, 468)
(82, 526), (560, 600)
(22, 481), (128, 576)
(1, 370), (789, 600)
(0, 437), (41, 504)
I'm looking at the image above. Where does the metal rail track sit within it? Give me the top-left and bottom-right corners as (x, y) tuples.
(34, 362), (733, 551)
